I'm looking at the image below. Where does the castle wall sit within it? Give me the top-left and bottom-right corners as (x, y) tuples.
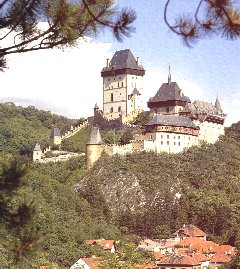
(193, 120), (225, 144)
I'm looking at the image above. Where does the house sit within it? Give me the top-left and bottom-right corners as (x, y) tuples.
(209, 252), (232, 269)
(86, 239), (116, 253)
(157, 254), (202, 269)
(173, 224), (207, 241)
(70, 257), (99, 269)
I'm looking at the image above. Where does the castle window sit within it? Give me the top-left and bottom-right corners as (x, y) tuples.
(111, 93), (113, 102)
(118, 106), (121, 112)
(122, 82), (124, 87)
(114, 77), (115, 80)
(178, 142), (181, 146)
(178, 136), (180, 139)
(119, 76), (121, 79)
(118, 82), (119, 87)
(110, 107), (113, 113)
(167, 135), (169, 139)
(161, 135), (163, 139)
(161, 141), (163, 145)
(167, 141), (169, 145)
(166, 107), (169, 113)
(174, 142), (176, 145)
(108, 78), (110, 81)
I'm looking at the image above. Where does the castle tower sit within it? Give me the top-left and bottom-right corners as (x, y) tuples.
(33, 143), (42, 161)
(101, 49), (145, 120)
(50, 127), (61, 146)
(86, 126), (104, 170)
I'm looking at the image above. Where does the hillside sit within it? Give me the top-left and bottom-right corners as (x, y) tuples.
(76, 122), (240, 243)
(0, 103), (239, 268)
(0, 102), (77, 155)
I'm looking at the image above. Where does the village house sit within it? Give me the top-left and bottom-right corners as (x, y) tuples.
(157, 254), (202, 269)
(86, 239), (116, 253)
(70, 257), (99, 269)
(173, 224), (207, 241)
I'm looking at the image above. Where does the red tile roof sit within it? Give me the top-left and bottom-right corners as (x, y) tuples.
(210, 252), (232, 263)
(82, 258), (100, 269)
(188, 240), (217, 254)
(86, 240), (115, 250)
(210, 245), (236, 255)
(157, 255), (201, 266)
(153, 252), (164, 260)
(191, 253), (209, 262)
(173, 224), (206, 237)
(175, 237), (205, 248)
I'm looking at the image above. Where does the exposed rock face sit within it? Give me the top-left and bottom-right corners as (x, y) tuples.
(75, 167), (146, 214)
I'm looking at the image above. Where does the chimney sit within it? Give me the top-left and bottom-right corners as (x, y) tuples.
(106, 58), (109, 67)
(136, 57), (139, 66)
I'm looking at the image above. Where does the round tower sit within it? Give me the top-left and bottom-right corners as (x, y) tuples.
(33, 143), (42, 162)
(86, 126), (104, 170)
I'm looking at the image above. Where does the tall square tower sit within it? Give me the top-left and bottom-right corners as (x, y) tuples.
(101, 49), (145, 120)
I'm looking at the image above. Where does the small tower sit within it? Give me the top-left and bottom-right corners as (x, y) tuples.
(86, 126), (104, 170)
(50, 128), (61, 146)
(214, 95), (223, 114)
(101, 49), (145, 120)
(33, 143), (42, 162)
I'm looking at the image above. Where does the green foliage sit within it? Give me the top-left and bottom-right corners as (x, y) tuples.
(87, 124), (240, 243)
(131, 111), (152, 128)
(102, 129), (121, 144)
(61, 126), (91, 152)
(0, 0), (136, 70)
(120, 130), (133, 145)
(102, 241), (151, 269)
(0, 103), (76, 155)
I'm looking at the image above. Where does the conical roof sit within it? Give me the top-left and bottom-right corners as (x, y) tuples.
(33, 143), (41, 151)
(214, 97), (223, 113)
(87, 126), (104, 145)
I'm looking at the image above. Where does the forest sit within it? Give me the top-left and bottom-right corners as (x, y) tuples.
(0, 103), (239, 268)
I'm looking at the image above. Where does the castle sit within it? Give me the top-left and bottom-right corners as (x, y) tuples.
(86, 49), (226, 169)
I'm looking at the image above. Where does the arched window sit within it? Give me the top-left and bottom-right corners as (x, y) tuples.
(110, 107), (113, 113)
(111, 93), (113, 102)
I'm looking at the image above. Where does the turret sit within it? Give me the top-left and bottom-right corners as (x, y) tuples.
(33, 143), (42, 162)
(86, 126), (104, 170)
(50, 127), (61, 146)
(214, 96), (223, 114)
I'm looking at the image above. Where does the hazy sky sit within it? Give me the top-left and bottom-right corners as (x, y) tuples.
(1, 0), (240, 126)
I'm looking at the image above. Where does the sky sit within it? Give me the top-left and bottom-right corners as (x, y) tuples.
(1, 0), (240, 126)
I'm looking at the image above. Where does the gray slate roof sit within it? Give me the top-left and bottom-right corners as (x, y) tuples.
(131, 88), (141, 95)
(33, 143), (41, 151)
(87, 126), (104, 145)
(214, 97), (223, 113)
(102, 49), (144, 71)
(51, 128), (61, 138)
(181, 100), (223, 115)
(146, 114), (199, 129)
(148, 82), (191, 103)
